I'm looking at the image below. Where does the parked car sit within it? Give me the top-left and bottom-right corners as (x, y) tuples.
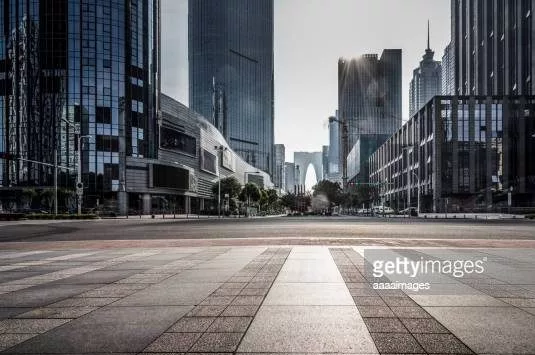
(357, 208), (371, 215)
(372, 206), (395, 215)
(399, 207), (418, 216)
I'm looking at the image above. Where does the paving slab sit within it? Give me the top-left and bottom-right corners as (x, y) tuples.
(6, 306), (191, 353)
(0, 318), (70, 334)
(425, 306), (535, 354)
(112, 282), (219, 306)
(264, 282), (353, 305)
(275, 259), (344, 283)
(410, 293), (510, 307)
(369, 332), (424, 354)
(238, 305), (377, 354)
(0, 283), (103, 308)
(0, 308), (33, 320)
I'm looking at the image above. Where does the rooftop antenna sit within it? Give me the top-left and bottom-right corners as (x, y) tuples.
(427, 20), (430, 50)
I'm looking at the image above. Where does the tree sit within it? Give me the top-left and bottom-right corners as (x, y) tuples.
(239, 183), (261, 204)
(59, 189), (76, 213)
(40, 188), (55, 212)
(266, 189), (279, 206)
(343, 184), (379, 208)
(211, 176), (242, 200)
(280, 193), (297, 211)
(259, 189), (269, 211)
(20, 188), (37, 210)
(312, 180), (342, 206)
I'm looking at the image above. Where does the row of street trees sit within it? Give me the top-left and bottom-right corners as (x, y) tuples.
(278, 180), (379, 214)
(211, 177), (282, 215)
(210, 177), (379, 216)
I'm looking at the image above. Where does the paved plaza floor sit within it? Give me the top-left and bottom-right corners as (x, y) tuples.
(0, 245), (534, 354)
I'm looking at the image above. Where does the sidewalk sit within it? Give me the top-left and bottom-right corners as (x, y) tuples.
(0, 245), (534, 354)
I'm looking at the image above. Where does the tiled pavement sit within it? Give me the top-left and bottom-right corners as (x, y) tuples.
(0, 246), (533, 354)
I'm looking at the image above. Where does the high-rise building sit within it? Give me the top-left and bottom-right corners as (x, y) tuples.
(284, 162), (296, 193)
(322, 145), (329, 181)
(188, 0), (275, 175)
(441, 42), (455, 95)
(274, 144), (285, 191)
(452, 0), (534, 96)
(409, 22), (442, 116)
(327, 112), (341, 182)
(0, 1), (160, 204)
(338, 49), (402, 182)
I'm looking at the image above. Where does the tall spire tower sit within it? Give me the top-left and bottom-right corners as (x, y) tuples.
(409, 21), (442, 116)
(427, 19), (430, 50)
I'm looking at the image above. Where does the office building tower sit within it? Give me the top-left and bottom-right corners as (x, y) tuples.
(452, 0), (534, 95)
(327, 112), (341, 181)
(188, 0), (275, 175)
(338, 49), (402, 182)
(322, 145), (329, 181)
(274, 144), (285, 191)
(0, 0), (160, 204)
(284, 162), (296, 193)
(409, 22), (442, 116)
(442, 42), (455, 95)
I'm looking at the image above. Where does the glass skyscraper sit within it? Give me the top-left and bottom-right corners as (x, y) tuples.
(338, 49), (402, 182)
(188, 0), (275, 176)
(452, 0), (533, 96)
(0, 1), (160, 204)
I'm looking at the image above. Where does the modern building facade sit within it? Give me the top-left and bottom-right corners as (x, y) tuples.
(338, 50), (402, 182)
(274, 144), (285, 191)
(442, 42), (455, 95)
(188, 0), (275, 175)
(124, 93), (272, 214)
(347, 134), (391, 184)
(0, 0), (161, 209)
(369, 95), (535, 213)
(409, 24), (442, 116)
(452, 0), (534, 96)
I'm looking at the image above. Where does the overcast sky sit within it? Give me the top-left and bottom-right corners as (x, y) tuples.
(161, 0), (452, 164)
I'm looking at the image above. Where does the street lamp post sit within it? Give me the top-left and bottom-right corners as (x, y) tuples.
(214, 145), (228, 218)
(77, 135), (92, 215)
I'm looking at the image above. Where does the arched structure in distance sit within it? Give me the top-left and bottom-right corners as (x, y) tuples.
(294, 152), (323, 187)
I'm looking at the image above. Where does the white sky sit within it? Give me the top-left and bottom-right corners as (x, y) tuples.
(161, 0), (452, 164)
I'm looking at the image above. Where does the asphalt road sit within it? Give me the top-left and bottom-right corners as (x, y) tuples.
(1, 216), (534, 247)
